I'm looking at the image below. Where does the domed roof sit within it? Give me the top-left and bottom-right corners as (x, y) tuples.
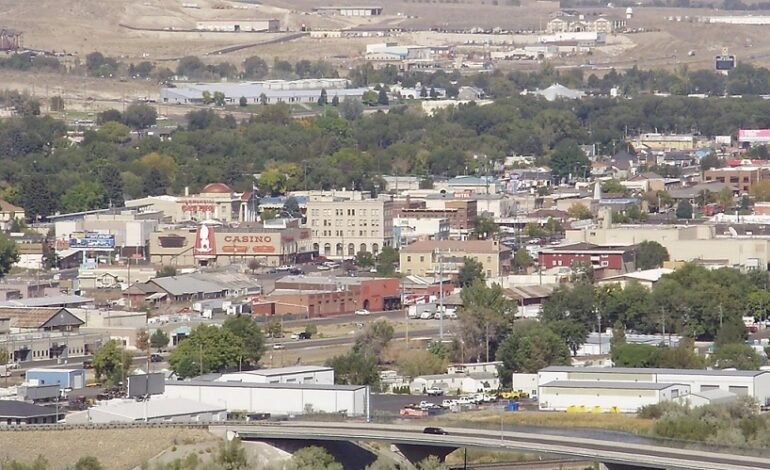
(200, 183), (233, 194)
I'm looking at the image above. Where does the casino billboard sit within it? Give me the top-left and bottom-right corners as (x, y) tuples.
(69, 233), (115, 250)
(150, 226), (311, 266)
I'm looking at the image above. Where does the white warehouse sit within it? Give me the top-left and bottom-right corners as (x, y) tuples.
(162, 381), (369, 417)
(538, 366), (770, 410)
(539, 381), (690, 413)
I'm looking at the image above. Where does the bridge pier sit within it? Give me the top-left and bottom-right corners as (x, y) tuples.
(247, 437), (379, 470)
(600, 463), (665, 470)
(395, 443), (456, 466)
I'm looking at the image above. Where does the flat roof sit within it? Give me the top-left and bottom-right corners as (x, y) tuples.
(89, 397), (225, 420)
(541, 380), (682, 391)
(0, 400), (59, 418)
(223, 365), (332, 377)
(541, 366), (767, 377)
(168, 380), (366, 392)
(26, 368), (84, 374)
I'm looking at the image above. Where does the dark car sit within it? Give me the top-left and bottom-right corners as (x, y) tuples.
(297, 332), (312, 340)
(423, 427), (448, 435)
(289, 268), (304, 275)
(150, 353), (164, 363)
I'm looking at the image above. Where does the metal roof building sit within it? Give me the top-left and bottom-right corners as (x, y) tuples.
(65, 397), (227, 424)
(161, 80), (370, 105)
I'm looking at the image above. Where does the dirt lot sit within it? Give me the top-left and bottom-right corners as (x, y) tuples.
(0, 428), (217, 469)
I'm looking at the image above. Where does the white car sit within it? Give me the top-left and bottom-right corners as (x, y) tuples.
(276, 265), (293, 271)
(355, 309), (371, 315)
(272, 343), (285, 350)
(426, 387), (444, 396)
(317, 265), (331, 271)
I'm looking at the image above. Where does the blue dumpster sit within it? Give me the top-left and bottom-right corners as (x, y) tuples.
(505, 402), (520, 412)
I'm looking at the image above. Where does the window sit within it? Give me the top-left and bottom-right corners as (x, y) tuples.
(729, 385), (749, 396)
(420, 256), (424, 262)
(372, 209), (380, 216)
(311, 209), (319, 216)
(311, 220), (318, 227)
(323, 209), (331, 216)
(407, 256), (412, 262)
(360, 209), (367, 216)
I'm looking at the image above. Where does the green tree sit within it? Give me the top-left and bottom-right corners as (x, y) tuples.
(243, 56), (269, 79)
(100, 165), (124, 207)
(717, 186), (734, 209)
(157, 265), (177, 277)
(377, 88), (389, 105)
(715, 316), (748, 346)
(168, 325), (245, 378)
(0, 233), (19, 279)
(239, 96), (248, 107)
(567, 203), (593, 220)
(712, 343), (762, 370)
(202, 90), (212, 105)
(750, 180), (770, 202)
(353, 319), (394, 360)
(611, 344), (662, 367)
(636, 240), (670, 270)
(376, 246), (399, 276)
(362, 90), (378, 106)
(657, 337), (704, 368)
(60, 181), (107, 213)
(318, 88), (328, 106)
(512, 249), (532, 273)
(213, 91), (226, 107)
(549, 140), (589, 184)
(143, 168), (167, 196)
(676, 200), (693, 219)
(340, 97), (363, 120)
(496, 320), (570, 384)
(150, 329), (170, 351)
(326, 351), (379, 386)
(540, 282), (595, 355)
(354, 251), (375, 268)
(123, 103), (157, 129)
(457, 257), (485, 288)
(222, 314), (265, 366)
(458, 280), (514, 362)
(286, 446), (342, 470)
(398, 350), (448, 379)
(93, 339), (134, 386)
(602, 179), (627, 194)
(49, 95), (64, 112)
(472, 215), (499, 240)
(21, 175), (57, 221)
(258, 167), (289, 196)
(524, 222), (546, 238)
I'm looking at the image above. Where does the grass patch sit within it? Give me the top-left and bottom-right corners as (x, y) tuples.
(445, 448), (542, 465)
(433, 410), (654, 435)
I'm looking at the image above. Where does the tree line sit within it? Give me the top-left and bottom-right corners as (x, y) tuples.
(8, 89), (770, 220)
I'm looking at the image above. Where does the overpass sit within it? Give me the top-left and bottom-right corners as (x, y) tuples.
(222, 421), (770, 470)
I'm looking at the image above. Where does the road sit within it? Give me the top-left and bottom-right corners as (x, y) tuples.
(228, 421), (770, 470)
(273, 326), (444, 351)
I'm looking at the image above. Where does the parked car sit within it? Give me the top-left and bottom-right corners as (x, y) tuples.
(355, 309), (371, 315)
(289, 268), (304, 275)
(150, 354), (164, 363)
(272, 343), (285, 350)
(423, 427), (448, 435)
(298, 332), (312, 340)
(426, 387), (444, 396)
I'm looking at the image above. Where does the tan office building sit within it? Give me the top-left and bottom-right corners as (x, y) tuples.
(399, 240), (511, 279)
(305, 191), (394, 259)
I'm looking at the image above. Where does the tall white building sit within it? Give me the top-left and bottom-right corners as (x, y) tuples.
(305, 190), (394, 259)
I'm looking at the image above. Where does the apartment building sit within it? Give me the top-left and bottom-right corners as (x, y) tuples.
(399, 240), (511, 279)
(704, 166), (769, 193)
(305, 191), (394, 259)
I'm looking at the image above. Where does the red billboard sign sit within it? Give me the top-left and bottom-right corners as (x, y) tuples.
(193, 225), (217, 259)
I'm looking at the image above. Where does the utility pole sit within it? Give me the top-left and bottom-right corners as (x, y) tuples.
(438, 251), (444, 341)
(596, 308), (602, 353)
(199, 342), (204, 376)
(661, 307), (666, 343)
(402, 281), (408, 350)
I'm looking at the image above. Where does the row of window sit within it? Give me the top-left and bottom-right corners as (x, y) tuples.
(311, 219), (382, 227)
(310, 208), (382, 217)
(313, 230), (380, 237)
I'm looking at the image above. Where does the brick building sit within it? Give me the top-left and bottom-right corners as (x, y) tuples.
(704, 166), (769, 193)
(538, 242), (637, 273)
(394, 199), (477, 234)
(252, 276), (400, 317)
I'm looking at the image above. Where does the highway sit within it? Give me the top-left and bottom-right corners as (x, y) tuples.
(225, 421), (770, 470)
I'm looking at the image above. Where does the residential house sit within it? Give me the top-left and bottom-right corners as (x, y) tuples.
(0, 199), (24, 230)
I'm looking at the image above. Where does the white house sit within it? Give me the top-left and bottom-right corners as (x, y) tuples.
(410, 372), (499, 394)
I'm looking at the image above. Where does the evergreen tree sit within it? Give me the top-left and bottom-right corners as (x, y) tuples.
(318, 88), (328, 106)
(377, 88), (389, 105)
(143, 168), (167, 196)
(100, 165), (124, 207)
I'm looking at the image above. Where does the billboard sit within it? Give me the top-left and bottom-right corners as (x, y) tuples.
(715, 55), (736, 71)
(193, 224), (217, 259)
(69, 233), (115, 250)
(738, 129), (770, 144)
(127, 372), (165, 398)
